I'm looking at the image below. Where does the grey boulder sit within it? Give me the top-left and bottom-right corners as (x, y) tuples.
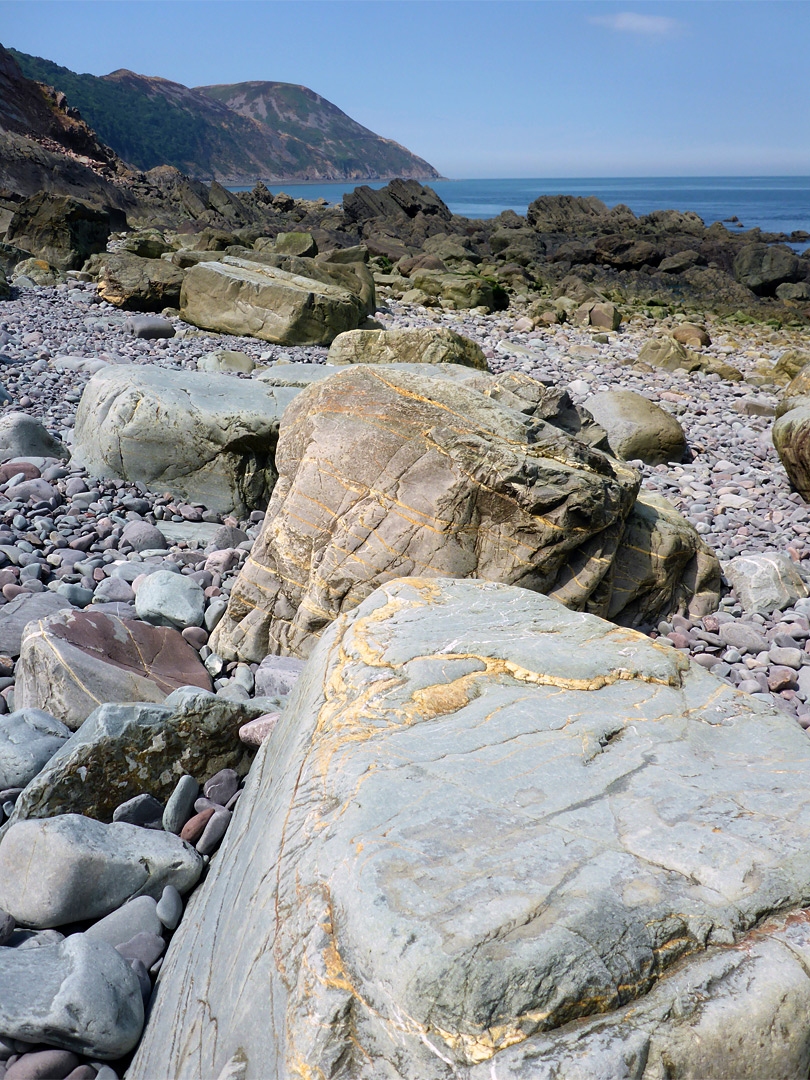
(128, 577), (810, 1080)
(0, 813), (203, 927)
(725, 552), (809, 614)
(583, 389), (687, 464)
(0, 592), (73, 658)
(135, 570), (205, 630)
(0, 935), (143, 1058)
(72, 365), (300, 515)
(326, 326), (487, 369)
(0, 413), (68, 463)
(15, 609), (212, 729)
(0, 708), (71, 789)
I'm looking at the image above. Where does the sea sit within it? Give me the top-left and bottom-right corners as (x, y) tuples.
(228, 176), (810, 240)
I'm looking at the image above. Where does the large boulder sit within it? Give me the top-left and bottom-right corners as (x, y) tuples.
(733, 242), (802, 295)
(0, 813), (202, 928)
(0, 936), (143, 1059)
(179, 256), (365, 344)
(15, 609), (213, 729)
(774, 348), (810, 385)
(0, 708), (71, 790)
(583, 389), (687, 464)
(129, 578), (810, 1080)
(239, 250), (376, 317)
(8, 688), (261, 825)
(4, 192), (114, 270)
(72, 365), (300, 515)
(209, 365), (712, 662)
(93, 252), (185, 310)
(608, 492), (721, 622)
(327, 326), (487, 369)
(773, 406), (810, 499)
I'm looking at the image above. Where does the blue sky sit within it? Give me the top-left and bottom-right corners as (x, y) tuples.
(1, 0), (807, 178)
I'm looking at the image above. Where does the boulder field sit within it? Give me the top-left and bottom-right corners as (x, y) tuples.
(0, 189), (809, 1077)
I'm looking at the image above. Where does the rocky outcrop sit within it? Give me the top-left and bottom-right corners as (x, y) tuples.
(342, 178), (452, 225)
(72, 364), (300, 514)
(179, 256), (365, 344)
(327, 325), (487, 369)
(210, 365), (717, 661)
(129, 577), (810, 1080)
(5, 191), (119, 270)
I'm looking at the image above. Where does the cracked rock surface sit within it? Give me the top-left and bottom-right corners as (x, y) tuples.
(130, 577), (810, 1079)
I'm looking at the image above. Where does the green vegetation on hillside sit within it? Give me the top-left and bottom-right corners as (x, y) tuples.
(8, 48), (440, 182)
(10, 49), (208, 169)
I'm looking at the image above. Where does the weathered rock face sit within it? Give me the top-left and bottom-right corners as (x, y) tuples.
(326, 326), (487, 369)
(210, 365), (714, 662)
(15, 609), (212, 729)
(130, 578), (810, 1080)
(9, 688), (260, 825)
(72, 364), (300, 514)
(583, 389), (687, 464)
(733, 242), (802, 295)
(179, 256), (365, 344)
(773, 406), (810, 499)
(93, 252), (186, 310)
(609, 492), (721, 622)
(4, 192), (114, 270)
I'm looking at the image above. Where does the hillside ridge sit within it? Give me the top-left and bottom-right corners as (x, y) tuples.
(8, 48), (441, 183)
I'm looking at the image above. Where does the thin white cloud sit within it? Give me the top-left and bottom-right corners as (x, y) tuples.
(589, 12), (683, 37)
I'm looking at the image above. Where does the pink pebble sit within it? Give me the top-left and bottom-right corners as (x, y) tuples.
(239, 713), (280, 746)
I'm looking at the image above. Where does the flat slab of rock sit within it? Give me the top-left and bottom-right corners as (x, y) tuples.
(0, 592), (73, 658)
(0, 935), (143, 1058)
(9, 688), (262, 824)
(129, 578), (810, 1079)
(72, 365), (300, 515)
(0, 813), (202, 927)
(326, 326), (487, 369)
(179, 256), (364, 345)
(15, 609), (212, 730)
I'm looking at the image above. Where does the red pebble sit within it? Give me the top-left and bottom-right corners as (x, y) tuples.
(180, 808), (215, 844)
(2, 583), (24, 600)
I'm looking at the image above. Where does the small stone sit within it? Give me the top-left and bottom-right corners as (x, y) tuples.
(162, 774), (199, 834)
(4, 1049), (81, 1080)
(155, 885), (183, 931)
(239, 713), (279, 746)
(115, 931), (165, 970)
(135, 571), (205, 630)
(112, 793), (165, 829)
(196, 808), (231, 856)
(203, 768), (239, 806)
(85, 896), (162, 947)
(180, 808), (215, 844)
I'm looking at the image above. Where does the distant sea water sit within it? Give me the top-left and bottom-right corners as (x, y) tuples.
(228, 176), (810, 238)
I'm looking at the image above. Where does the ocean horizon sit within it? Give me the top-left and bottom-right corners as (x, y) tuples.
(228, 175), (810, 238)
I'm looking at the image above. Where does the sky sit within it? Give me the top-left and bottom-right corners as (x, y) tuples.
(0, 0), (808, 178)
